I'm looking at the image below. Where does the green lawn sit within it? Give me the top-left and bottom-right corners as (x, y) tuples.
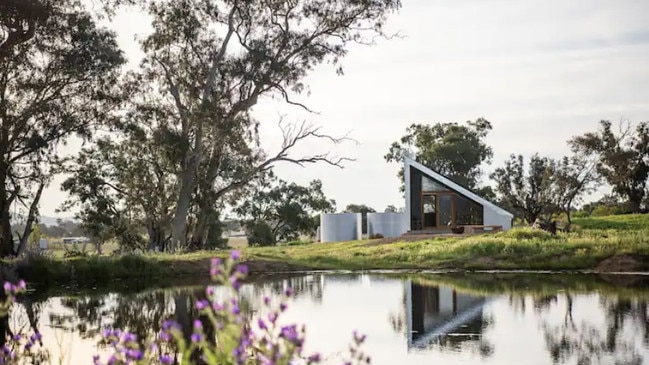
(10, 214), (649, 287)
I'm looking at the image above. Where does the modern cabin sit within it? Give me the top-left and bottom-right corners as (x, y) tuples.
(404, 155), (514, 233)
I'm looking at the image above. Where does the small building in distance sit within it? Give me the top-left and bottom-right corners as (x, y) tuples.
(404, 155), (514, 233)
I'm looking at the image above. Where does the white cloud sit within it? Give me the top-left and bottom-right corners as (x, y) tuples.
(42, 0), (649, 216)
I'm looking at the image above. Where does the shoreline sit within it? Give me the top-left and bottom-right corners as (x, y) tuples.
(4, 214), (649, 288)
(6, 252), (648, 290)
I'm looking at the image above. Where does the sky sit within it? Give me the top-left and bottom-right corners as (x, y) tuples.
(40, 0), (649, 218)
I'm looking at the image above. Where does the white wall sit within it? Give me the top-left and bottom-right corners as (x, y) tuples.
(483, 206), (513, 230)
(320, 213), (362, 243)
(367, 212), (408, 238)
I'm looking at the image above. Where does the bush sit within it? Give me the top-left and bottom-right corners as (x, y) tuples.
(592, 205), (625, 217)
(284, 240), (311, 246)
(370, 233), (384, 239)
(245, 220), (276, 246)
(498, 227), (557, 241)
(0, 252), (373, 365)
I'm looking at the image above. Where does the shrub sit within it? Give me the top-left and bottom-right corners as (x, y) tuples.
(498, 227), (557, 241)
(245, 220), (276, 247)
(0, 251), (373, 365)
(369, 233), (384, 239)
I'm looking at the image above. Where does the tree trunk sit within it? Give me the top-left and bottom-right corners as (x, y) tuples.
(15, 181), (44, 256)
(627, 195), (642, 214)
(0, 175), (13, 257)
(147, 221), (163, 252)
(170, 120), (205, 252)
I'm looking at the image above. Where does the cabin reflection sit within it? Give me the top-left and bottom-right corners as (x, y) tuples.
(405, 280), (490, 351)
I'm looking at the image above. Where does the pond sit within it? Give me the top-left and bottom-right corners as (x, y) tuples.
(6, 272), (649, 364)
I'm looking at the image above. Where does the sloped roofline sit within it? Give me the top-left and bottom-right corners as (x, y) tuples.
(405, 155), (514, 218)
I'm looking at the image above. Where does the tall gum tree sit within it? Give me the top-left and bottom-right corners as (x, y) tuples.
(385, 118), (494, 192)
(0, 0), (125, 256)
(112, 0), (402, 251)
(569, 120), (649, 213)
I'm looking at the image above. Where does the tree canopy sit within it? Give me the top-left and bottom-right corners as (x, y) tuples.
(569, 120), (649, 213)
(0, 0), (125, 256)
(385, 118), (494, 191)
(490, 154), (556, 224)
(236, 179), (335, 245)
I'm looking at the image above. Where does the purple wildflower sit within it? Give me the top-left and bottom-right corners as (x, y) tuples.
(231, 304), (241, 315)
(158, 331), (171, 342)
(121, 332), (137, 343)
(191, 333), (202, 343)
(162, 319), (177, 330)
(159, 354), (173, 364)
(230, 250), (241, 261)
(209, 266), (220, 276)
(284, 287), (294, 297)
(268, 311), (278, 323)
(193, 319), (203, 329)
(230, 276), (241, 290)
(279, 325), (301, 345)
(279, 303), (288, 312)
(263, 296), (271, 305)
(257, 318), (267, 330)
(206, 286), (215, 296)
(235, 264), (249, 275)
(126, 349), (143, 360)
(353, 330), (367, 344)
(308, 353), (322, 362)
(12, 334), (20, 341)
(3, 282), (11, 292)
(195, 299), (209, 310)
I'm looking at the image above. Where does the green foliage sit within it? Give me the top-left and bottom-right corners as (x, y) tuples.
(497, 227), (558, 241)
(570, 120), (649, 213)
(491, 154), (556, 224)
(245, 220), (276, 247)
(284, 240), (313, 247)
(0, 0), (126, 256)
(237, 179), (335, 243)
(385, 118), (493, 191)
(572, 213), (649, 231)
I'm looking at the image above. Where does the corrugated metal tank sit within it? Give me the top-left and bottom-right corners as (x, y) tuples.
(367, 212), (409, 238)
(320, 213), (362, 242)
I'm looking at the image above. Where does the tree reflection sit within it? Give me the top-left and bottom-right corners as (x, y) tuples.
(45, 274), (325, 352)
(537, 294), (645, 365)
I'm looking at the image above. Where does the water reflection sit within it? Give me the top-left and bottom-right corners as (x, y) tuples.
(406, 281), (493, 358)
(2, 273), (649, 364)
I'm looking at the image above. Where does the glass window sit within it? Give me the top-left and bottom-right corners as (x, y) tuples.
(455, 195), (483, 225)
(422, 175), (447, 191)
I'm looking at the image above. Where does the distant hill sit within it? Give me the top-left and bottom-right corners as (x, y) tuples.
(36, 215), (78, 227)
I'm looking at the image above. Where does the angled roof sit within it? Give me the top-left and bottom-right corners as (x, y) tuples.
(405, 155), (514, 218)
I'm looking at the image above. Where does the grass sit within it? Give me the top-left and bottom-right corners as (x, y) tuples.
(6, 214), (649, 287)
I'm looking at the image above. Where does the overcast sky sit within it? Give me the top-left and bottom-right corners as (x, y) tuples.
(41, 0), (649, 218)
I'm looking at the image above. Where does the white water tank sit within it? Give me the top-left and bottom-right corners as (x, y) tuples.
(39, 238), (48, 250)
(320, 213), (362, 243)
(367, 212), (408, 238)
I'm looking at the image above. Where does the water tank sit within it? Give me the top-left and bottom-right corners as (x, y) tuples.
(320, 213), (362, 243)
(367, 212), (408, 238)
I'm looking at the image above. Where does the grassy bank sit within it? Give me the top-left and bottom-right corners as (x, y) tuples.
(6, 214), (649, 287)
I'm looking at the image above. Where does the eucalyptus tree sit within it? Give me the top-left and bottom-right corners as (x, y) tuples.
(385, 118), (494, 191)
(569, 120), (649, 213)
(0, 0), (125, 256)
(121, 0), (401, 251)
(491, 154), (557, 224)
